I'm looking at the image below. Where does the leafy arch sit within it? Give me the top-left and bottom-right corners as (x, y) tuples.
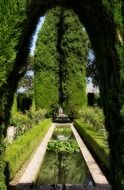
(0, 0), (123, 189)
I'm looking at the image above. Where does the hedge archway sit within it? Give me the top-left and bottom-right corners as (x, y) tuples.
(0, 0), (123, 189)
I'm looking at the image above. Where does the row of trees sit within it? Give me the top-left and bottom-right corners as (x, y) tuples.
(34, 7), (89, 117)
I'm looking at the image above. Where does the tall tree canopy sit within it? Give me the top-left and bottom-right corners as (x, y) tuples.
(60, 8), (89, 117)
(34, 7), (61, 110)
(34, 7), (89, 117)
(0, 1), (123, 189)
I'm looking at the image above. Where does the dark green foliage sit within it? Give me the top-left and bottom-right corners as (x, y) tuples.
(0, 1), (28, 186)
(94, 94), (103, 107)
(74, 119), (110, 169)
(5, 119), (51, 180)
(0, 5), (28, 170)
(17, 92), (33, 113)
(17, 56), (35, 112)
(87, 93), (95, 106)
(0, 0), (27, 129)
(34, 7), (61, 110)
(60, 9), (88, 117)
(0, 141), (6, 190)
(91, 2), (124, 188)
(0, 0), (123, 189)
(17, 72), (34, 112)
(34, 8), (88, 118)
(0, 0), (27, 88)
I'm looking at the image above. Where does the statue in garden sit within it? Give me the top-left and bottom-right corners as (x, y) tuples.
(58, 107), (63, 115)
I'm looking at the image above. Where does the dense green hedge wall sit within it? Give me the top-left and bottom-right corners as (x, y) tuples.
(5, 119), (51, 180)
(0, 0), (27, 89)
(60, 8), (88, 117)
(74, 119), (110, 169)
(0, 0), (27, 126)
(0, 0), (123, 189)
(34, 7), (88, 117)
(34, 7), (61, 110)
(0, 1), (27, 188)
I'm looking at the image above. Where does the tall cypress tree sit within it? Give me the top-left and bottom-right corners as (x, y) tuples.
(34, 7), (62, 110)
(34, 7), (89, 117)
(60, 8), (89, 117)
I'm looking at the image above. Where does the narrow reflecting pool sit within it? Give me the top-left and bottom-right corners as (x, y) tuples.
(35, 125), (93, 186)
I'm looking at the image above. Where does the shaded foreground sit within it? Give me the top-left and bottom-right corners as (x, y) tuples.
(10, 184), (109, 190)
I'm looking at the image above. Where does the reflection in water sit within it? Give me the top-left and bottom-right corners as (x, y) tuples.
(36, 151), (93, 185)
(52, 126), (74, 140)
(36, 126), (93, 186)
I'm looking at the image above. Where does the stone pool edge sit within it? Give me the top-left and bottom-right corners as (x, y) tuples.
(10, 122), (111, 190)
(70, 123), (111, 190)
(11, 123), (56, 186)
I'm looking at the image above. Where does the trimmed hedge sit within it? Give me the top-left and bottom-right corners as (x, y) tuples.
(5, 119), (51, 180)
(74, 119), (110, 169)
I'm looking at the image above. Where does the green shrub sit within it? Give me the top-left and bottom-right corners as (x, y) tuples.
(26, 108), (46, 124)
(5, 119), (51, 180)
(10, 112), (32, 137)
(74, 119), (110, 169)
(10, 109), (46, 137)
(78, 107), (107, 137)
(47, 140), (80, 153)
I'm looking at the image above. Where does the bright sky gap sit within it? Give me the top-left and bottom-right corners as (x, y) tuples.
(30, 16), (45, 55)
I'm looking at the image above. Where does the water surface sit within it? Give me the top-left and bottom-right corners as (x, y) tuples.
(36, 125), (93, 186)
